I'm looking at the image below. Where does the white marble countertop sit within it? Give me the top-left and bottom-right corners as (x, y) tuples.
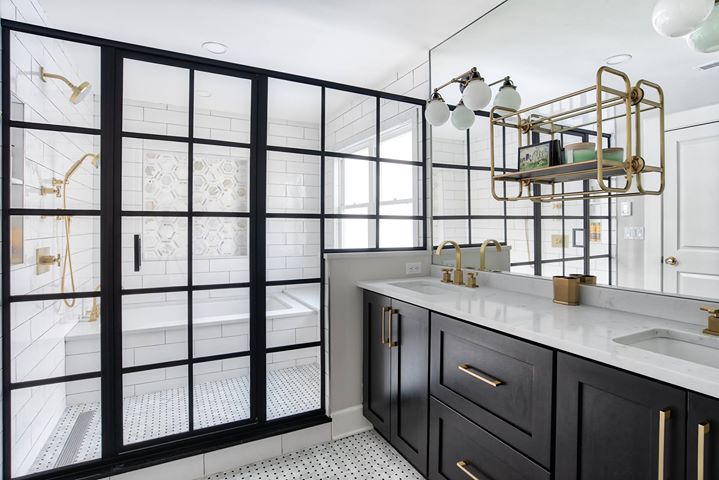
(357, 276), (719, 399)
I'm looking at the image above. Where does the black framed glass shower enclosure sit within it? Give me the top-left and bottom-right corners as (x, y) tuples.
(1, 19), (426, 480)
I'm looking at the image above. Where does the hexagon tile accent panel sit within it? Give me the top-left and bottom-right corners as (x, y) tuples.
(192, 151), (249, 212)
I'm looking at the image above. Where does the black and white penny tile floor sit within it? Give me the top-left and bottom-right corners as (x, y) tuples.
(199, 430), (424, 480)
(29, 364), (320, 473)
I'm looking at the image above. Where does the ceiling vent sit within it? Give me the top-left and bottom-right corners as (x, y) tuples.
(697, 59), (719, 71)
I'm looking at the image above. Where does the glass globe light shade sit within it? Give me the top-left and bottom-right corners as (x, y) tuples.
(425, 96), (450, 126)
(493, 84), (522, 114)
(462, 78), (492, 110)
(687, 3), (719, 52)
(451, 101), (475, 130)
(652, 0), (714, 37)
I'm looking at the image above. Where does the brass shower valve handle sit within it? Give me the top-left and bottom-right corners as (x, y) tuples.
(38, 253), (61, 267)
(41, 178), (64, 197)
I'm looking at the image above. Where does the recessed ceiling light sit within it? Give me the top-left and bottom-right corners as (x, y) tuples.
(196, 90), (212, 98)
(605, 54), (633, 66)
(202, 41), (227, 55)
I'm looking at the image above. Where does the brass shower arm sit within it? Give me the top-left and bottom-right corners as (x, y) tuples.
(40, 67), (78, 89)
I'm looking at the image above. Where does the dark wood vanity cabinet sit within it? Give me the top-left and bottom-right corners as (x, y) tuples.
(688, 393), (719, 480)
(363, 291), (429, 475)
(430, 313), (554, 468)
(555, 353), (686, 480)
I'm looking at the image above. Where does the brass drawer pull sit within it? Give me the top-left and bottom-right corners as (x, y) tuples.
(698, 421), (710, 480)
(456, 460), (482, 480)
(458, 364), (503, 387)
(658, 409), (671, 480)
(381, 306), (391, 345)
(388, 308), (398, 348)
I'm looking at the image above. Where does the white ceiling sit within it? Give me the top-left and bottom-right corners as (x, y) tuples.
(37, 0), (504, 93)
(431, 0), (719, 114)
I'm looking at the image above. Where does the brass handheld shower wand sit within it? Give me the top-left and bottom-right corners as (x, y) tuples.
(59, 153), (100, 309)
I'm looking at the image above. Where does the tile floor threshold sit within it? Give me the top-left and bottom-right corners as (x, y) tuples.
(199, 430), (423, 480)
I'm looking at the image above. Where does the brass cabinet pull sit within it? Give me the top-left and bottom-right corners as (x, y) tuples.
(456, 460), (482, 480)
(658, 409), (671, 480)
(388, 308), (398, 348)
(381, 306), (391, 345)
(458, 364), (503, 387)
(698, 422), (711, 480)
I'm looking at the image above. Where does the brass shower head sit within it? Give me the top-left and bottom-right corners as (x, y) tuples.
(40, 66), (92, 104)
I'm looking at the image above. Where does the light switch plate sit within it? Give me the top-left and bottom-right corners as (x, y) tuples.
(620, 201), (632, 217)
(405, 262), (422, 275)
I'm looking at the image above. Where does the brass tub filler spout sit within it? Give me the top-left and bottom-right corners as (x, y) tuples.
(435, 240), (463, 286)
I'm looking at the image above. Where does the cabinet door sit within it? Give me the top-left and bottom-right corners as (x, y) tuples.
(688, 393), (719, 480)
(556, 353), (686, 480)
(363, 291), (392, 438)
(390, 299), (429, 476)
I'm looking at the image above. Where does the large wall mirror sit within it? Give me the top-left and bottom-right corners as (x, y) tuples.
(429, 0), (719, 302)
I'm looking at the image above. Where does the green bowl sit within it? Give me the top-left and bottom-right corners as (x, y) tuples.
(564, 142), (596, 163)
(572, 149), (596, 163)
(601, 147), (624, 162)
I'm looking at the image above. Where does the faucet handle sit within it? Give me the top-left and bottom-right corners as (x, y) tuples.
(700, 305), (719, 317)
(441, 268), (452, 283)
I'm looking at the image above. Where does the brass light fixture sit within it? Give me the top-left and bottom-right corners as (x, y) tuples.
(40, 66), (92, 104)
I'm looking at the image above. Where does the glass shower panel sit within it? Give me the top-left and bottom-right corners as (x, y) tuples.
(268, 79), (321, 150)
(11, 378), (101, 477)
(121, 216), (188, 289)
(471, 219), (505, 247)
(432, 168), (468, 216)
(266, 151), (320, 214)
(431, 120), (467, 166)
(192, 217), (250, 285)
(266, 284), (320, 348)
(324, 219), (376, 250)
(193, 71), (252, 143)
(266, 346), (321, 420)
(192, 288), (250, 358)
(470, 170), (502, 216)
(193, 358), (251, 429)
(9, 32), (101, 129)
(266, 218), (320, 281)
(10, 215), (101, 296)
(379, 219), (423, 248)
(122, 59), (189, 137)
(325, 89), (376, 153)
(121, 138), (189, 212)
(193, 144), (250, 212)
(432, 219), (468, 246)
(122, 292), (188, 368)
(379, 163), (422, 216)
(10, 129), (101, 210)
(122, 365), (189, 444)
(324, 157), (376, 214)
(10, 298), (101, 384)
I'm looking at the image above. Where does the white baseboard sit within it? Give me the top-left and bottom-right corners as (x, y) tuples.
(330, 405), (372, 440)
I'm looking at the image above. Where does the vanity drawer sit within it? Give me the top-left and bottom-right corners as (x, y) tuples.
(430, 313), (553, 467)
(429, 397), (549, 480)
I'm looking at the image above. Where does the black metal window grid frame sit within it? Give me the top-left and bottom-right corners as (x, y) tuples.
(1, 19), (427, 480)
(431, 111), (613, 282)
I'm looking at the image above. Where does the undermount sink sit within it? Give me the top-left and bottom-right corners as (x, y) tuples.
(613, 329), (719, 369)
(388, 280), (450, 296)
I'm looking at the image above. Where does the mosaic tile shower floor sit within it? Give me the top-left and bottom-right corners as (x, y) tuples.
(199, 431), (423, 480)
(29, 364), (321, 473)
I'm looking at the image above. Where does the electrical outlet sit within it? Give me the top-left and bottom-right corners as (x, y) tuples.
(405, 262), (422, 275)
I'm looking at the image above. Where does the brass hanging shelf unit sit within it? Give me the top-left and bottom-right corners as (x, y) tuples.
(489, 66), (665, 202)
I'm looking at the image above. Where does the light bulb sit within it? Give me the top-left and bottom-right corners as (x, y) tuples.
(687, 3), (719, 52)
(493, 82), (522, 114)
(451, 101), (475, 130)
(652, 0), (714, 37)
(425, 94), (450, 126)
(462, 77), (491, 111)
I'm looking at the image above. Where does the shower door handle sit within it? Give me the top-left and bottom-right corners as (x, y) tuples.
(133, 234), (141, 272)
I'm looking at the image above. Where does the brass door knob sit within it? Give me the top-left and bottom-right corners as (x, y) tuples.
(664, 256), (678, 266)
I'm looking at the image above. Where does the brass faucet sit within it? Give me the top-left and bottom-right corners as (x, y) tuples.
(435, 240), (463, 285)
(87, 284), (101, 322)
(479, 239), (502, 271)
(701, 305), (719, 336)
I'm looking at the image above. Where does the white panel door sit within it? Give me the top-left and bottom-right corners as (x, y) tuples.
(663, 122), (719, 299)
